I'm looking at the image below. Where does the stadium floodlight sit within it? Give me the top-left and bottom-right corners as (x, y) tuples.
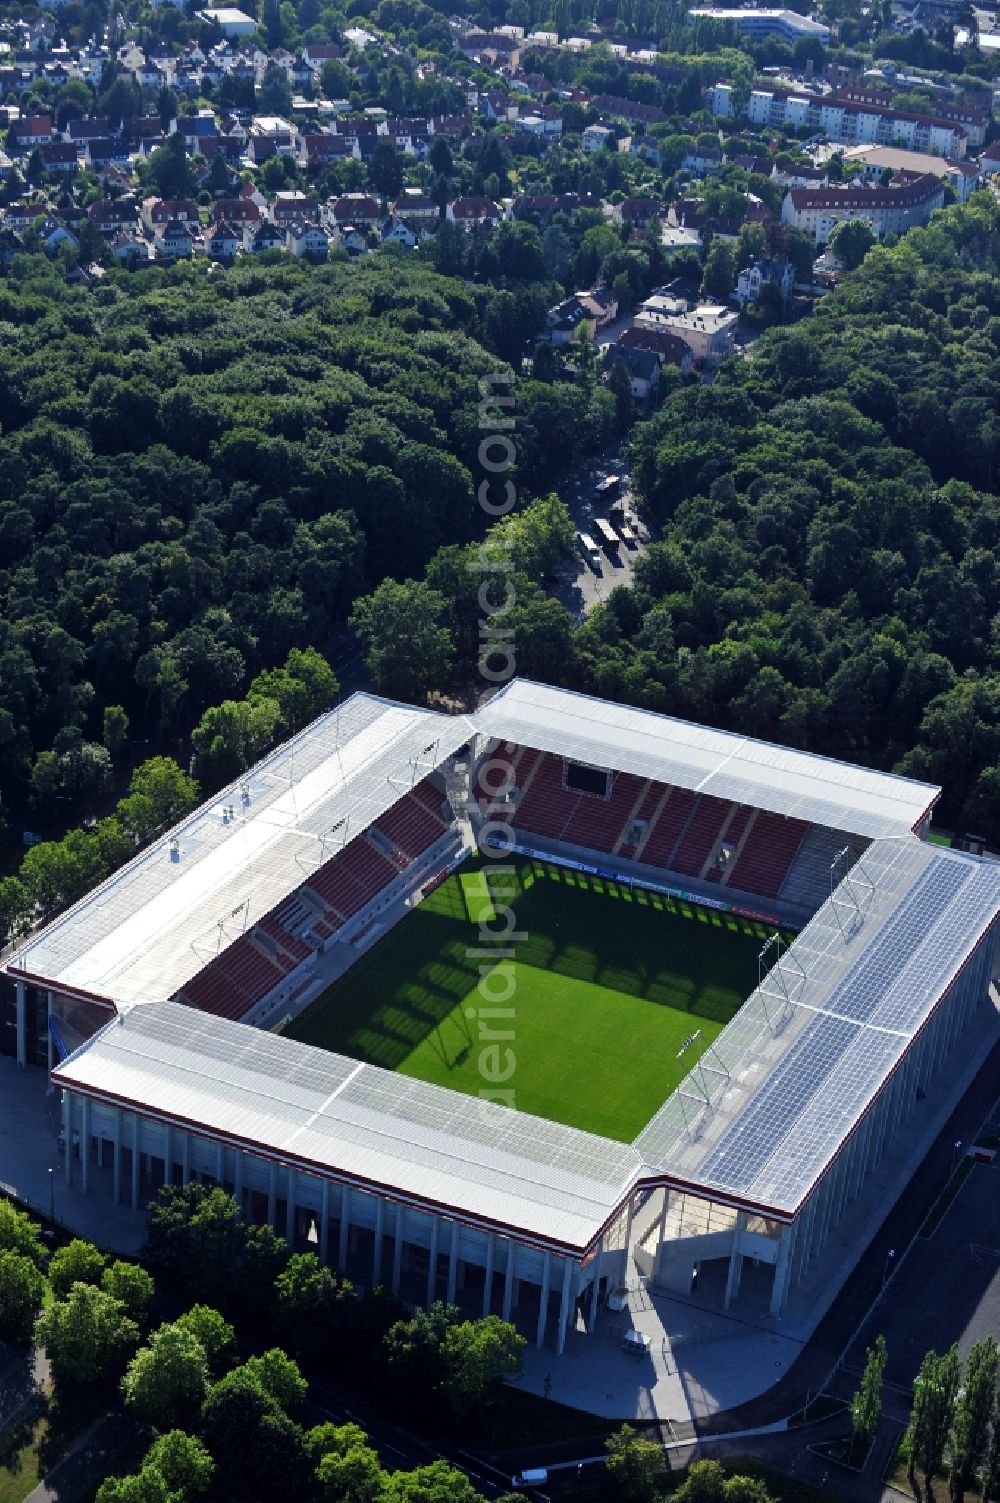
(830, 845), (877, 939)
(758, 931), (782, 990)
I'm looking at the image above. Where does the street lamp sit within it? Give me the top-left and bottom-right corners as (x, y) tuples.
(48, 1166), (54, 1225)
(882, 1247), (895, 1290)
(952, 1140), (963, 1179)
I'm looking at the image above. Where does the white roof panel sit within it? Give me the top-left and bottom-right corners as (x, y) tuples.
(475, 680), (939, 840)
(53, 1002), (642, 1253)
(9, 694), (472, 1007)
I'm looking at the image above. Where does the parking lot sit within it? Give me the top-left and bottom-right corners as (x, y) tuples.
(552, 454), (652, 618)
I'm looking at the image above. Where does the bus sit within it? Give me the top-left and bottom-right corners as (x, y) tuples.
(594, 518), (620, 550)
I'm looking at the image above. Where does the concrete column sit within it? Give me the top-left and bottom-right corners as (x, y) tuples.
(339, 1184), (350, 1271)
(482, 1232), (495, 1318)
(112, 1107), (121, 1205)
(556, 1258), (573, 1355)
(80, 1096), (90, 1195)
(286, 1168), (297, 1245)
(502, 1238), (515, 1322)
(622, 1193), (636, 1262)
(163, 1125), (173, 1189)
(446, 1219), (459, 1304)
(97, 1132), (104, 1171)
(426, 1216), (439, 1308)
(320, 1180), (330, 1265)
(216, 1141), (225, 1189)
(656, 1187), (669, 1255)
(535, 1250), (551, 1349)
(46, 991), (55, 1072)
(391, 1202), (403, 1296)
(587, 1237), (604, 1333)
(181, 1131), (191, 1188)
(63, 1094), (74, 1187)
(234, 1151), (244, 1214)
(769, 1223), (795, 1316)
(130, 1112), (140, 1210)
(724, 1211), (746, 1308)
(372, 1197), (384, 1286)
(15, 981), (26, 1069)
(267, 1162), (277, 1228)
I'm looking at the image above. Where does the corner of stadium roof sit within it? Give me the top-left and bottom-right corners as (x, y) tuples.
(474, 679), (942, 841)
(4, 692), (475, 1013)
(51, 1000), (645, 1255)
(633, 837), (1000, 1221)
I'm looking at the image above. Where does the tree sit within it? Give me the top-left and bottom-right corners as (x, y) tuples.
(0, 877), (32, 947)
(440, 1316), (525, 1418)
(274, 1253), (354, 1357)
(350, 580), (454, 703)
(313, 1424), (385, 1503)
(701, 239), (736, 300)
(852, 1334), (887, 1453)
(49, 1238), (107, 1298)
(609, 354), (633, 435)
(145, 1431), (214, 1496)
(0, 1200), (46, 1267)
(950, 1337), (999, 1500)
(102, 705), (129, 758)
(174, 1305), (236, 1377)
(0, 1250), (46, 1344)
(239, 1349), (308, 1413)
(147, 132), (196, 200)
(200, 1368), (312, 1501)
(828, 218), (876, 270)
(102, 1261), (155, 1323)
(369, 143), (403, 204)
(117, 759), (199, 844)
(602, 1425), (665, 1503)
(36, 1283), (140, 1388)
(906, 1345), (962, 1487)
(259, 64), (293, 116)
(122, 1322), (209, 1428)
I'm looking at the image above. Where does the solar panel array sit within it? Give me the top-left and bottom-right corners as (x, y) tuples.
(636, 840), (1000, 1213)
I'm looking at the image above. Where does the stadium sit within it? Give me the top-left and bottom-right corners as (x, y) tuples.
(3, 679), (999, 1375)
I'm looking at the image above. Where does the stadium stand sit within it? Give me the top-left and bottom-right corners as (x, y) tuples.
(640, 787), (698, 868)
(374, 780), (449, 861)
(780, 823), (864, 912)
(728, 811), (808, 898)
(561, 771), (646, 853)
(670, 795), (734, 878)
(705, 805), (752, 883)
(180, 932), (290, 1022)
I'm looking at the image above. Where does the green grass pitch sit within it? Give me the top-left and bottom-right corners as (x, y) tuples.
(286, 856), (786, 1142)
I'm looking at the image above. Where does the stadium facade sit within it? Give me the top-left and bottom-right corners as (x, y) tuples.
(3, 681), (999, 1353)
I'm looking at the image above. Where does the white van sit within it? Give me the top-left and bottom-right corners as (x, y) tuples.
(512, 1470), (548, 1490)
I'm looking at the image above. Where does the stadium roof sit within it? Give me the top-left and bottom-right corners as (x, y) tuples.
(52, 1001), (643, 1254)
(636, 839), (1000, 1216)
(475, 680), (940, 841)
(8, 694), (471, 1009)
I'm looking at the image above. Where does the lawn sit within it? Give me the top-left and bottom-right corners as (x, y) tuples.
(287, 856), (783, 1142)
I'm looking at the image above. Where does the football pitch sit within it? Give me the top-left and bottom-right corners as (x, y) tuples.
(286, 856), (786, 1142)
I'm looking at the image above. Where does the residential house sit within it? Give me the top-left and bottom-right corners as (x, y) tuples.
(582, 123), (613, 153)
(88, 197), (141, 234)
(780, 172), (945, 241)
(511, 192), (580, 222)
(331, 193), (383, 228)
(734, 257), (794, 305)
(40, 142), (79, 172)
(614, 195), (661, 229)
(270, 191), (316, 225)
(298, 132), (357, 168)
(546, 288), (618, 343)
(602, 344), (660, 399)
(65, 116), (111, 143)
(332, 223), (368, 256)
(109, 229), (149, 262)
(207, 220), (240, 259)
(619, 324), (694, 375)
(379, 213), (417, 249)
(447, 195), (502, 229)
(209, 196), (260, 227)
(84, 138), (128, 170)
(143, 197), (200, 231)
(154, 219), (195, 256)
(682, 145), (723, 176)
(285, 218), (329, 257)
(302, 41), (342, 72)
(244, 220), (285, 253)
(37, 217), (77, 252)
(391, 190), (439, 227)
(635, 301), (738, 365)
(12, 113), (53, 147)
(590, 93), (666, 125)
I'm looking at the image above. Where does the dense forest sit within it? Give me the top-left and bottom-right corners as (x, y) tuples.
(0, 253), (611, 834)
(349, 196), (1000, 840)
(583, 196), (1000, 836)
